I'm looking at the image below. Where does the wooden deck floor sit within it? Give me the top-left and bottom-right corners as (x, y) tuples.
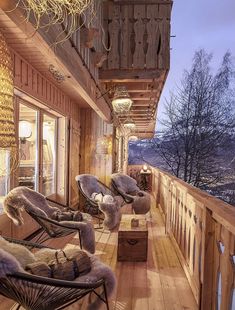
(1, 203), (198, 310)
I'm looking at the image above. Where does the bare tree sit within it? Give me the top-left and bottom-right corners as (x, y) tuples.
(157, 49), (235, 188)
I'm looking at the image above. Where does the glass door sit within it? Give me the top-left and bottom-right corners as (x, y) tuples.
(18, 103), (39, 191)
(42, 113), (57, 196)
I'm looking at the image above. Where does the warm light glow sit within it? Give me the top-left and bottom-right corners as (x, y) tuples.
(96, 136), (112, 155)
(143, 164), (148, 171)
(129, 135), (138, 141)
(0, 31), (15, 149)
(19, 121), (32, 139)
(123, 117), (136, 130)
(112, 86), (133, 114)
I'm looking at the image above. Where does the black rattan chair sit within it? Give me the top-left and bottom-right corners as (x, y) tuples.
(75, 174), (123, 227)
(26, 209), (82, 249)
(111, 173), (141, 203)
(0, 238), (110, 310)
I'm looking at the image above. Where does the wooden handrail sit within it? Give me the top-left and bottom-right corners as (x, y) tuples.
(128, 164), (235, 310)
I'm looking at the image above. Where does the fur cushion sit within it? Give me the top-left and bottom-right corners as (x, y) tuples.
(98, 201), (121, 230)
(132, 191), (151, 214)
(111, 173), (140, 194)
(0, 249), (24, 278)
(0, 246), (116, 310)
(76, 174), (110, 197)
(75, 254), (116, 310)
(0, 236), (36, 268)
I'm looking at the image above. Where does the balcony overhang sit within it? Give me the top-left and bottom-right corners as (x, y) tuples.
(99, 0), (172, 137)
(0, 1), (111, 122)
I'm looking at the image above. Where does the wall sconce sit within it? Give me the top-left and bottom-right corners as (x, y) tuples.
(19, 120), (32, 143)
(111, 86), (133, 114)
(96, 135), (112, 155)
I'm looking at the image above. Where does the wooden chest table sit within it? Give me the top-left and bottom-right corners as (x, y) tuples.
(117, 214), (148, 262)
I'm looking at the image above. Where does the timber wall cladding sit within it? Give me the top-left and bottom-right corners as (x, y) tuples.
(102, 1), (171, 70)
(12, 50), (79, 121)
(80, 108), (113, 185)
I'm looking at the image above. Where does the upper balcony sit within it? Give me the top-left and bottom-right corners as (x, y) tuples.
(100, 0), (172, 137)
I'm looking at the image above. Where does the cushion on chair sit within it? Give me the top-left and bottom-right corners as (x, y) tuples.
(0, 244), (116, 310)
(3, 187), (96, 254)
(111, 173), (140, 194)
(0, 236), (36, 268)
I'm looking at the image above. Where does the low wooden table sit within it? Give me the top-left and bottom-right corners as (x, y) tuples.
(117, 214), (148, 262)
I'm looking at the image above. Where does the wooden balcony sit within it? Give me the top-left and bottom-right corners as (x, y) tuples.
(128, 165), (235, 310)
(100, 0), (172, 137)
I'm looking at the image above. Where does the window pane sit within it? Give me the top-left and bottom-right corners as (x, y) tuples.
(0, 149), (10, 212)
(42, 114), (56, 196)
(19, 104), (38, 191)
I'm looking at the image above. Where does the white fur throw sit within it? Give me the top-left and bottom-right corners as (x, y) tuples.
(0, 249), (24, 278)
(3, 186), (95, 253)
(98, 201), (121, 230)
(76, 255), (116, 310)
(0, 245), (116, 310)
(0, 236), (36, 268)
(111, 173), (140, 194)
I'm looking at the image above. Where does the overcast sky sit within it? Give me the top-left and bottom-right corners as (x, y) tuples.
(156, 0), (235, 130)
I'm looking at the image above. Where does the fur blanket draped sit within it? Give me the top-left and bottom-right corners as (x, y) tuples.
(3, 186), (95, 253)
(0, 242), (116, 310)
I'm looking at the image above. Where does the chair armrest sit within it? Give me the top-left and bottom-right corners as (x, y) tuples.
(2, 236), (55, 250)
(10, 272), (105, 289)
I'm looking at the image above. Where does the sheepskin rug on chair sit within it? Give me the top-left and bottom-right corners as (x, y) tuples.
(0, 239), (116, 310)
(3, 186), (95, 253)
(98, 201), (121, 230)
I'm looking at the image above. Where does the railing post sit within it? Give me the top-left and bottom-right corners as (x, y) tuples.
(200, 208), (215, 310)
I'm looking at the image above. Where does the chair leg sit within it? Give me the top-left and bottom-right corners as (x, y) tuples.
(78, 229), (82, 249)
(103, 283), (110, 310)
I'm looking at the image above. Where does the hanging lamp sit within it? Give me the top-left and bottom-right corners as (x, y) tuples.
(123, 117), (136, 130)
(111, 86), (133, 114)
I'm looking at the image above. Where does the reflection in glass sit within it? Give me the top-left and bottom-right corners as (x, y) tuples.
(0, 149), (10, 212)
(19, 103), (38, 191)
(42, 114), (56, 196)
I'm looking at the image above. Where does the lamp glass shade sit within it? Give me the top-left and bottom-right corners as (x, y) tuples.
(123, 117), (136, 130)
(111, 86), (133, 114)
(19, 121), (32, 139)
(129, 135), (138, 141)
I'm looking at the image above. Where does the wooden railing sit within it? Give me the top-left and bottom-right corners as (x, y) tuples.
(101, 1), (171, 74)
(128, 165), (235, 310)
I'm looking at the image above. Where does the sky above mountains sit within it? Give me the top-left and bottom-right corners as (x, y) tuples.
(156, 0), (235, 129)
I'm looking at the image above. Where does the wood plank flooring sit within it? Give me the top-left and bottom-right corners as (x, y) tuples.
(0, 202), (198, 310)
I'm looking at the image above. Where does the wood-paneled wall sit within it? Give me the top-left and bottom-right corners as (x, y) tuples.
(80, 108), (113, 185)
(12, 49), (79, 122)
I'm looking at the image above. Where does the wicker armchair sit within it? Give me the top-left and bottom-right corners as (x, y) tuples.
(75, 174), (123, 224)
(111, 173), (151, 214)
(0, 238), (110, 310)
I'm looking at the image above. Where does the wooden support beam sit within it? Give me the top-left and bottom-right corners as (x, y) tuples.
(99, 69), (165, 81)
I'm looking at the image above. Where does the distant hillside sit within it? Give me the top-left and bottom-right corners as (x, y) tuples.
(129, 135), (235, 206)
